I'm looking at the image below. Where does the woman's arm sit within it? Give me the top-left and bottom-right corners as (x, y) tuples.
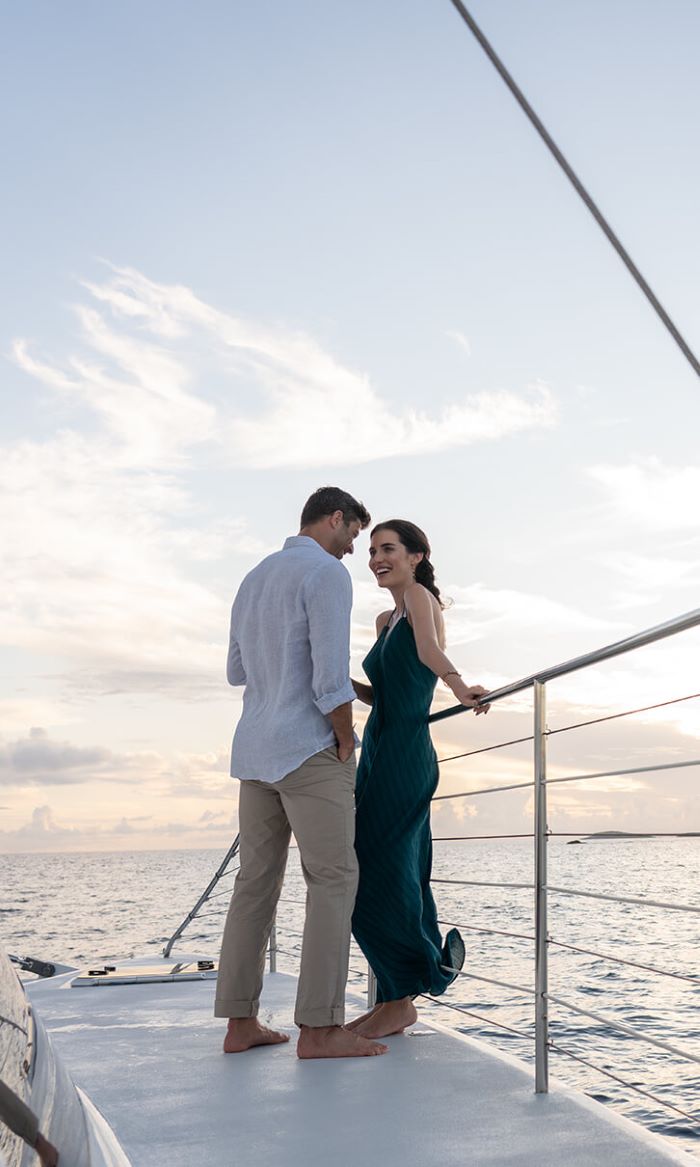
(352, 679), (374, 705)
(404, 584), (490, 713)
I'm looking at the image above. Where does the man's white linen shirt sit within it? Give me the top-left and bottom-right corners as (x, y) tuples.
(227, 535), (357, 782)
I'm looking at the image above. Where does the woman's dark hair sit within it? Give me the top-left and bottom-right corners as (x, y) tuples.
(371, 519), (445, 608)
(301, 486), (371, 529)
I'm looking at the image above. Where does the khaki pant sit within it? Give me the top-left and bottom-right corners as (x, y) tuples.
(214, 746), (358, 1028)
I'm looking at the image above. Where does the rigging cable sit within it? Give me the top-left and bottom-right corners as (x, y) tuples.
(448, 1), (700, 378)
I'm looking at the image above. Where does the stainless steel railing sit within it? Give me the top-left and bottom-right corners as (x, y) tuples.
(164, 604), (700, 1127)
(163, 836), (241, 958)
(429, 605), (700, 717)
(421, 602), (700, 1124)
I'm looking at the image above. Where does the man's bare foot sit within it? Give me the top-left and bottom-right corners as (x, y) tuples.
(297, 1024), (388, 1059)
(223, 1017), (290, 1053)
(345, 1003), (382, 1030)
(351, 998), (418, 1038)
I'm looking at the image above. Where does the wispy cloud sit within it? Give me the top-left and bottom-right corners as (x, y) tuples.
(3, 265), (560, 707)
(602, 550), (700, 606)
(13, 316), (214, 467)
(443, 582), (625, 645)
(0, 430), (230, 690)
(14, 264), (557, 471)
(444, 329), (472, 356)
(589, 458), (700, 531)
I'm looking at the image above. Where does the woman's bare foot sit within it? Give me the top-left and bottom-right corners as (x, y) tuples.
(351, 998), (418, 1038)
(223, 1018), (290, 1053)
(297, 1024), (388, 1059)
(345, 1003), (382, 1030)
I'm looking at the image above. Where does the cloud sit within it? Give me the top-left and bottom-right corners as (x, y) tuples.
(13, 305), (215, 466)
(603, 552), (700, 592)
(597, 549), (700, 613)
(2, 727), (110, 774)
(0, 428), (239, 695)
(111, 816), (140, 835)
(4, 265), (559, 704)
(449, 802), (478, 822)
(14, 264), (557, 471)
(443, 582), (624, 647)
(164, 748), (234, 801)
(199, 809), (226, 823)
(589, 458), (700, 531)
(0, 727), (239, 827)
(553, 643), (700, 741)
(0, 699), (79, 736)
(348, 579), (624, 695)
(0, 728), (158, 788)
(0, 804), (239, 852)
(233, 381), (556, 469)
(5, 804), (83, 844)
(445, 329), (472, 356)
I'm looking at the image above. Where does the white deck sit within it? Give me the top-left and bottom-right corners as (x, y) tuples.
(28, 957), (689, 1167)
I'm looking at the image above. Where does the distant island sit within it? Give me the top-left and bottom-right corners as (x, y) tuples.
(567, 831), (700, 844)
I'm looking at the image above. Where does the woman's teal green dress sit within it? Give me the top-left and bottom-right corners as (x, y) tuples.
(352, 615), (464, 1002)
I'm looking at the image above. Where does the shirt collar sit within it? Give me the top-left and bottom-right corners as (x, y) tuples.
(283, 535), (329, 555)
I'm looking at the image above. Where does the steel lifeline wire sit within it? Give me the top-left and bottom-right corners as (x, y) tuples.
(447, 0), (700, 378)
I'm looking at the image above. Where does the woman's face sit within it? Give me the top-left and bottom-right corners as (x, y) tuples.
(368, 528), (422, 590)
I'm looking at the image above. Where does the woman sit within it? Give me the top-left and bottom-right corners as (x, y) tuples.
(348, 521), (489, 1039)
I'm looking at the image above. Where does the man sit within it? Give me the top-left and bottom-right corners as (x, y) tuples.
(215, 487), (387, 1059)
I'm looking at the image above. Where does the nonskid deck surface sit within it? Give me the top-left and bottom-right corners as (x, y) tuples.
(29, 960), (687, 1167)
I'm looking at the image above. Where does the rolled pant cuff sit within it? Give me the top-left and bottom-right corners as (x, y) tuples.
(295, 1004), (345, 1028)
(214, 998), (259, 1019)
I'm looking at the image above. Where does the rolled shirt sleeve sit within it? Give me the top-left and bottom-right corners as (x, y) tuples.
(303, 561), (356, 716)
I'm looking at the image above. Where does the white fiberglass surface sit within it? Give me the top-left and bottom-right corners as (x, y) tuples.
(27, 964), (688, 1167)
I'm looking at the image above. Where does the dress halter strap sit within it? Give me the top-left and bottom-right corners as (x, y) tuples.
(385, 604), (407, 635)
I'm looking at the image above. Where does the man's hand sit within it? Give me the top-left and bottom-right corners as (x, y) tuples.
(328, 701), (355, 761)
(336, 739), (356, 763)
(35, 1133), (59, 1167)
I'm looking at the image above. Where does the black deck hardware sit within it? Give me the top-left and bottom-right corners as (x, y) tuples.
(8, 954), (56, 978)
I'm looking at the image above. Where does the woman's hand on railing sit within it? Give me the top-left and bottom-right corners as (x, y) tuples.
(453, 681), (491, 714)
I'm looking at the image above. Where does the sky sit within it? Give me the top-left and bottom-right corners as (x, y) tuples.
(1, 0), (699, 854)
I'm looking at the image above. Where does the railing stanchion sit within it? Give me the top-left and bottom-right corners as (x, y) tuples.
(269, 918), (277, 973)
(163, 834), (240, 958)
(367, 967), (377, 1009)
(534, 679), (549, 1093)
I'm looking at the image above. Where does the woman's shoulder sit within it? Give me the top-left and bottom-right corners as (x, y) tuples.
(404, 582), (445, 640)
(404, 581), (439, 611)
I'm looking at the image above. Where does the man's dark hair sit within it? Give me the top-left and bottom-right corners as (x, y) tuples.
(300, 487), (370, 529)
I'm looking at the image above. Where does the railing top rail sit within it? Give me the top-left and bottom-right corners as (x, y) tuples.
(429, 605), (700, 724)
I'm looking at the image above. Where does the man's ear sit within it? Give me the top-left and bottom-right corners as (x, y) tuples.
(329, 509), (344, 529)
